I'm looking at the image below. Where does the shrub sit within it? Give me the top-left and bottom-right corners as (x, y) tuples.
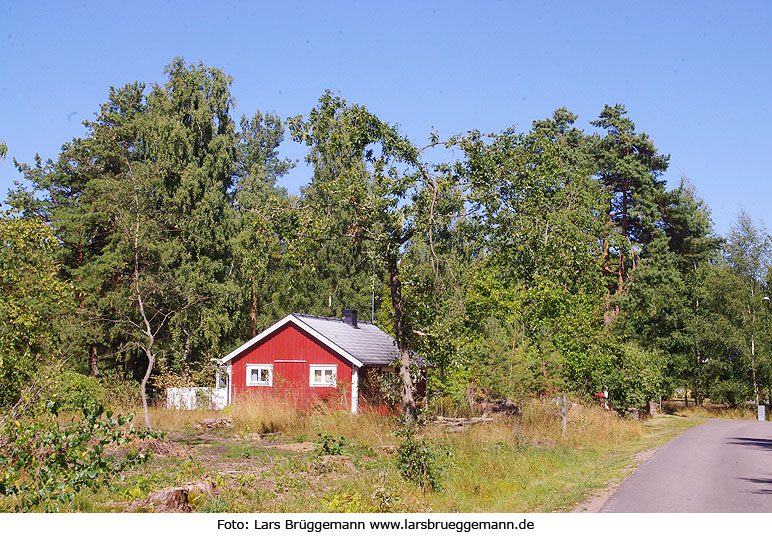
(394, 425), (442, 491)
(44, 371), (106, 412)
(316, 433), (346, 455)
(0, 396), (158, 511)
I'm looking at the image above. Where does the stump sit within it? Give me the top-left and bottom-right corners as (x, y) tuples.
(148, 480), (216, 512)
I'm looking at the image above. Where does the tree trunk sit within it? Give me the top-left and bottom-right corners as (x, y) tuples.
(89, 343), (99, 377)
(250, 285), (258, 338)
(140, 346), (155, 430)
(695, 343), (702, 406)
(387, 253), (416, 421)
(181, 328), (191, 364)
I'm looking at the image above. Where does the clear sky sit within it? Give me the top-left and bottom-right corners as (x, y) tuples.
(1, 0), (770, 236)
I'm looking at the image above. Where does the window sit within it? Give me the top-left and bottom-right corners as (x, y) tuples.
(246, 364), (273, 387)
(310, 365), (337, 387)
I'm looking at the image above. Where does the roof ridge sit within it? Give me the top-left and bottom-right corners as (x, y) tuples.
(291, 312), (376, 326)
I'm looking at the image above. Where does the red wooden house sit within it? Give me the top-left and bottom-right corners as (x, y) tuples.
(219, 310), (422, 413)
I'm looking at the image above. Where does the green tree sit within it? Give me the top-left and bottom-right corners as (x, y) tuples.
(724, 209), (771, 404)
(289, 91), (461, 419)
(588, 104), (670, 322)
(0, 213), (73, 408)
(232, 111), (295, 337)
(448, 127), (609, 397)
(11, 59), (246, 427)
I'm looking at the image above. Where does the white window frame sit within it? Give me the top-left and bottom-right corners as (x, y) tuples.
(246, 364), (273, 387)
(309, 365), (338, 387)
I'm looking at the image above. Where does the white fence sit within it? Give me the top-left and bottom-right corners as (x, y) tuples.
(166, 387), (227, 410)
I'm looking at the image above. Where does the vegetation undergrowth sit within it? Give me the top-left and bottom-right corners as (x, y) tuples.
(0, 396), (159, 512)
(661, 400), (756, 420)
(0, 398), (701, 513)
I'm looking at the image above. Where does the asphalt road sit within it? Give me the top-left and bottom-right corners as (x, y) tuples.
(601, 418), (772, 512)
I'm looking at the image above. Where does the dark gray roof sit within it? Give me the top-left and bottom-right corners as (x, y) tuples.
(293, 314), (399, 366)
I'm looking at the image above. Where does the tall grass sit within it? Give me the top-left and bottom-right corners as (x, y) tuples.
(146, 392), (397, 446)
(662, 400), (756, 420)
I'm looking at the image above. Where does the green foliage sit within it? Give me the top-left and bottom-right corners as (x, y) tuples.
(3, 60), (762, 422)
(323, 489), (374, 513)
(44, 371), (106, 412)
(606, 342), (665, 410)
(0, 397), (159, 511)
(394, 425), (442, 491)
(0, 213), (73, 408)
(708, 379), (750, 406)
(316, 432), (346, 456)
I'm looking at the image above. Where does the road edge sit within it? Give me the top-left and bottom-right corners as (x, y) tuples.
(570, 446), (660, 512)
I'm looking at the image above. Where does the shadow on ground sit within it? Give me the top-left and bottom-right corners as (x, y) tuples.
(726, 437), (772, 451)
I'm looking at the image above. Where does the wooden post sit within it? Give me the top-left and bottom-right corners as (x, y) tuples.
(561, 393), (567, 436)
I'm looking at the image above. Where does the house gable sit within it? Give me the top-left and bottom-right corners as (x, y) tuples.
(220, 314), (365, 368)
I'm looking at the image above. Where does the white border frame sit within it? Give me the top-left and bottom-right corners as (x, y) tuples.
(309, 364), (337, 387)
(245, 364), (273, 387)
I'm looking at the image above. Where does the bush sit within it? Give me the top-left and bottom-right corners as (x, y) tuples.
(606, 342), (664, 410)
(394, 425), (442, 491)
(0, 396), (158, 511)
(708, 379), (750, 406)
(316, 433), (346, 455)
(44, 371), (106, 412)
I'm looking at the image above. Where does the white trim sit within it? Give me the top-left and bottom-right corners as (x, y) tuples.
(351, 367), (359, 414)
(219, 314), (364, 368)
(309, 364), (337, 387)
(226, 364), (232, 405)
(246, 364), (273, 387)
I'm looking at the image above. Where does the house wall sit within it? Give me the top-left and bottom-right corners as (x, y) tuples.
(230, 324), (354, 409)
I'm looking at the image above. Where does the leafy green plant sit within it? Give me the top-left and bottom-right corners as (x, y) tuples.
(316, 432), (346, 455)
(394, 425), (442, 491)
(323, 489), (374, 513)
(44, 371), (106, 412)
(0, 396), (159, 511)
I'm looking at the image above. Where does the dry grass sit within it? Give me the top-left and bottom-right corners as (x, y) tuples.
(146, 393), (398, 448)
(146, 396), (645, 450)
(418, 402), (655, 511)
(100, 398), (699, 513)
(661, 400), (756, 420)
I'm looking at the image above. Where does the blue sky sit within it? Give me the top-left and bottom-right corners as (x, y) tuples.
(1, 0), (770, 236)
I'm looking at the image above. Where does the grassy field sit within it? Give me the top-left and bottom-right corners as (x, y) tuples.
(4, 396), (703, 513)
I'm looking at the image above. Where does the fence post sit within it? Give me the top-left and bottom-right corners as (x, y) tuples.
(561, 393), (567, 436)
